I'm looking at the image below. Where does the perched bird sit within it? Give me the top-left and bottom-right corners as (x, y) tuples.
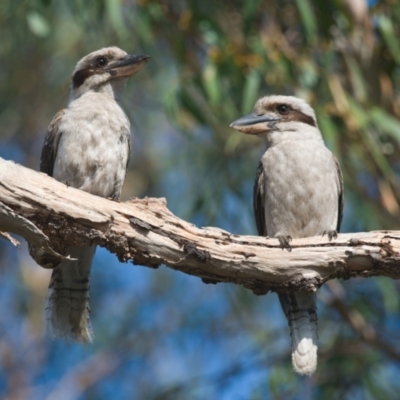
(230, 95), (343, 375)
(40, 47), (149, 343)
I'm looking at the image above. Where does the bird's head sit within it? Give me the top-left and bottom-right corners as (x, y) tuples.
(230, 95), (321, 145)
(69, 47), (150, 102)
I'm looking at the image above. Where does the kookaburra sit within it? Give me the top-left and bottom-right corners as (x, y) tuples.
(40, 47), (149, 343)
(230, 95), (343, 375)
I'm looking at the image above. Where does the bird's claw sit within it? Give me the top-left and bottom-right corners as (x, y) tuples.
(277, 235), (292, 251)
(322, 230), (338, 241)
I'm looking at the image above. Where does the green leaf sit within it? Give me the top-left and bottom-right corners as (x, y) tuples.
(299, 60), (318, 89)
(376, 277), (399, 314)
(369, 108), (400, 142)
(241, 69), (260, 114)
(202, 63), (220, 107)
(131, 12), (154, 45)
(105, 0), (128, 37)
(378, 15), (400, 64)
(317, 109), (339, 154)
(295, 0), (317, 44)
(346, 57), (367, 102)
(348, 99), (397, 186)
(26, 12), (50, 38)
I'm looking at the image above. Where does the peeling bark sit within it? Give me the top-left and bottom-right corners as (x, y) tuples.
(0, 157), (400, 295)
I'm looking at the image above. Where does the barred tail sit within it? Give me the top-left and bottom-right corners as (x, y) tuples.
(46, 245), (96, 344)
(278, 292), (318, 375)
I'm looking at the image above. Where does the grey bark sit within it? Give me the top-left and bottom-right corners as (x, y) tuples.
(0, 157), (399, 295)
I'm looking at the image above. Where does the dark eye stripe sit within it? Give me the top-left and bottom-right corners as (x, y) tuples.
(264, 102), (316, 127)
(289, 110), (316, 127)
(72, 67), (95, 88)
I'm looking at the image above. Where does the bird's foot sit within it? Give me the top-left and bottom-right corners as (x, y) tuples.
(107, 197), (120, 202)
(277, 235), (292, 251)
(322, 230), (338, 241)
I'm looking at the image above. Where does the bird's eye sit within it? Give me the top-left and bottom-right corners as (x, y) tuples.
(95, 57), (108, 68)
(277, 104), (290, 115)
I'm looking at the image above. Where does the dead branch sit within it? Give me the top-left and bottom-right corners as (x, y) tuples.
(0, 157), (399, 295)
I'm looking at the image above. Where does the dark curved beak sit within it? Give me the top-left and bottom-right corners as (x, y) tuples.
(106, 54), (150, 78)
(230, 113), (279, 134)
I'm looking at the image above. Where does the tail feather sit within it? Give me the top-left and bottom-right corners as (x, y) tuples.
(46, 245), (96, 343)
(278, 292), (318, 375)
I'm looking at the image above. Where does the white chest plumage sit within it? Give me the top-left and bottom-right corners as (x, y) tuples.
(53, 92), (130, 199)
(230, 95), (344, 375)
(261, 138), (339, 238)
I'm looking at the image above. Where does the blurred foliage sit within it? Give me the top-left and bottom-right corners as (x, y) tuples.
(1, 0), (400, 399)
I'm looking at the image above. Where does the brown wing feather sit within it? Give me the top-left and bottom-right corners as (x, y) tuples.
(253, 161), (267, 237)
(334, 156), (344, 232)
(40, 109), (67, 177)
(126, 133), (131, 171)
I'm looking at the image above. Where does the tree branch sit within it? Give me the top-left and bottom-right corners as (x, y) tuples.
(321, 281), (400, 361)
(0, 157), (399, 295)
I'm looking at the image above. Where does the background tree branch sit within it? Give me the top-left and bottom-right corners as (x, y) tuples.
(1, 157), (399, 295)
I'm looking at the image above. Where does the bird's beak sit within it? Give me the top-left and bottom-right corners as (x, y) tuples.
(105, 54), (150, 78)
(230, 113), (279, 134)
